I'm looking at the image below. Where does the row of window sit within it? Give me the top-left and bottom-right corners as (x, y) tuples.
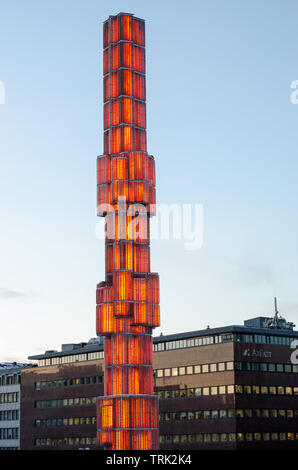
(38, 352), (104, 367)
(35, 397), (97, 409)
(154, 332), (296, 353)
(0, 374), (20, 386)
(160, 408), (298, 421)
(0, 428), (19, 440)
(160, 432), (298, 444)
(0, 447), (18, 450)
(235, 362), (298, 373)
(0, 410), (19, 421)
(154, 361), (298, 379)
(35, 416), (96, 427)
(157, 384), (298, 399)
(35, 376), (102, 390)
(0, 392), (19, 404)
(155, 361), (234, 378)
(35, 437), (97, 447)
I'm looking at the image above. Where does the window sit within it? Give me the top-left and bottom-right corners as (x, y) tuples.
(211, 387), (217, 395)
(218, 362), (225, 372)
(226, 362), (233, 370)
(202, 364), (209, 373)
(210, 363), (217, 372)
(164, 369), (171, 377)
(186, 366), (193, 375)
(276, 364), (283, 372)
(261, 386), (268, 395)
(268, 363), (275, 372)
(194, 365), (201, 374)
(179, 367), (185, 376)
(172, 368), (178, 376)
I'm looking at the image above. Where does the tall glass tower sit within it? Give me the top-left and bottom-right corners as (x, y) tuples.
(96, 12), (160, 450)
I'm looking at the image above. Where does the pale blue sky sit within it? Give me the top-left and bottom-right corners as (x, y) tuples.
(0, 0), (298, 362)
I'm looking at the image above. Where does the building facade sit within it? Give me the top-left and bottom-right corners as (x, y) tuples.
(0, 363), (34, 450)
(20, 318), (298, 450)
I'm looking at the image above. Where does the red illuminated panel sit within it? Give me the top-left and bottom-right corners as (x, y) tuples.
(111, 16), (119, 43)
(133, 46), (145, 73)
(121, 15), (132, 40)
(122, 98), (133, 123)
(121, 70), (132, 95)
(133, 19), (145, 46)
(134, 100), (146, 128)
(104, 76), (110, 102)
(112, 157), (128, 180)
(111, 44), (120, 70)
(103, 49), (109, 75)
(111, 72), (119, 97)
(133, 73), (145, 100)
(121, 42), (132, 68)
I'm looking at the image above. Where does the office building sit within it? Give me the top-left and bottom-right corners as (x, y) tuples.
(0, 363), (35, 450)
(20, 310), (298, 450)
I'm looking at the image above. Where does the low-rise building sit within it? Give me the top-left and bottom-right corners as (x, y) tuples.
(0, 363), (35, 450)
(20, 315), (298, 450)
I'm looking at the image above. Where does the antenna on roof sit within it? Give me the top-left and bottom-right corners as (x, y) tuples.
(274, 297), (279, 319)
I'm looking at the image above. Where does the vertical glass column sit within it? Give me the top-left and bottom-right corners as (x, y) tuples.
(96, 12), (160, 450)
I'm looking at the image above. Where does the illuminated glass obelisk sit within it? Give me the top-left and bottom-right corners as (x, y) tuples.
(96, 13), (160, 450)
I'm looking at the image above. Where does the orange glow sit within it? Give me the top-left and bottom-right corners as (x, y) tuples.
(123, 126), (132, 151)
(97, 13), (159, 451)
(133, 19), (145, 47)
(122, 42), (132, 68)
(133, 46), (145, 73)
(111, 16), (119, 43)
(112, 126), (121, 153)
(103, 49), (109, 75)
(134, 100), (146, 128)
(122, 70), (132, 95)
(104, 76), (110, 102)
(123, 98), (133, 123)
(111, 72), (119, 97)
(133, 73), (145, 100)
(111, 100), (120, 126)
(102, 404), (113, 428)
(111, 44), (120, 70)
(121, 15), (132, 40)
